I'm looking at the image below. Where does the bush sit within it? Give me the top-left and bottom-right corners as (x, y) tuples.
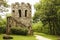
(0, 26), (28, 35)
(11, 27), (28, 35)
(0, 27), (6, 34)
(32, 21), (50, 34)
(41, 25), (50, 34)
(32, 21), (43, 32)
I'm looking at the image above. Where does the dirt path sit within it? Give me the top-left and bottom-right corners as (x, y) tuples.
(35, 35), (51, 40)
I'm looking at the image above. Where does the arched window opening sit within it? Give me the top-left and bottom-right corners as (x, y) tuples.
(25, 10), (27, 17)
(18, 10), (21, 17)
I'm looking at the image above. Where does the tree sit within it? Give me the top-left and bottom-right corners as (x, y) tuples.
(34, 0), (60, 35)
(0, 0), (8, 27)
(0, 0), (9, 13)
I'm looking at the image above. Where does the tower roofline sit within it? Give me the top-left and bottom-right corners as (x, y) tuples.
(11, 2), (31, 9)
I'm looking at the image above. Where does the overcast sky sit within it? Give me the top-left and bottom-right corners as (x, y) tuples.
(7, 0), (39, 5)
(0, 0), (39, 18)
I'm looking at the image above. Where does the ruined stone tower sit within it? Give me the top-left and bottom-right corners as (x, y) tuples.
(6, 2), (32, 35)
(11, 2), (32, 27)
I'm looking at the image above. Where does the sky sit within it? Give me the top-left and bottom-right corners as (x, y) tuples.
(0, 0), (39, 18)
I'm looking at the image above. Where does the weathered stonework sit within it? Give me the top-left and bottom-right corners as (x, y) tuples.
(6, 2), (32, 35)
(11, 2), (31, 27)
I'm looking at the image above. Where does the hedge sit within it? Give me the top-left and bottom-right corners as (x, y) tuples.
(0, 27), (28, 35)
(11, 27), (28, 35)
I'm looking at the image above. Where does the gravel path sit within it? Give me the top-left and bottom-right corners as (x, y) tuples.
(35, 35), (51, 40)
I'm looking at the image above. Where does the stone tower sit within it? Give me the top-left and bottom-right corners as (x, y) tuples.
(6, 2), (32, 35)
(11, 2), (32, 27)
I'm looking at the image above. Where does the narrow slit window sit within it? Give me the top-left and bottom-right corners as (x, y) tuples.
(9, 25), (11, 27)
(18, 10), (21, 17)
(25, 10), (27, 17)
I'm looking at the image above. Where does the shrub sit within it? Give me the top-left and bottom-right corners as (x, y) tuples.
(32, 21), (50, 34)
(11, 27), (28, 35)
(32, 21), (43, 32)
(0, 26), (28, 35)
(42, 24), (50, 34)
(0, 27), (6, 34)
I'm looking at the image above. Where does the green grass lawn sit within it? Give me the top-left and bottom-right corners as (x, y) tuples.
(34, 32), (60, 40)
(0, 34), (36, 40)
(0, 33), (60, 40)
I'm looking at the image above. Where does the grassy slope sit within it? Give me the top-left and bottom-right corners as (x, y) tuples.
(34, 32), (60, 40)
(0, 34), (36, 40)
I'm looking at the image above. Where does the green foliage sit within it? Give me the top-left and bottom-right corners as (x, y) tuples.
(32, 21), (43, 32)
(11, 27), (28, 35)
(0, 16), (6, 34)
(0, 0), (8, 7)
(0, 0), (9, 13)
(32, 21), (50, 34)
(42, 24), (50, 34)
(0, 26), (28, 35)
(0, 27), (6, 34)
(34, 0), (60, 35)
(6, 13), (12, 17)
(0, 16), (6, 27)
